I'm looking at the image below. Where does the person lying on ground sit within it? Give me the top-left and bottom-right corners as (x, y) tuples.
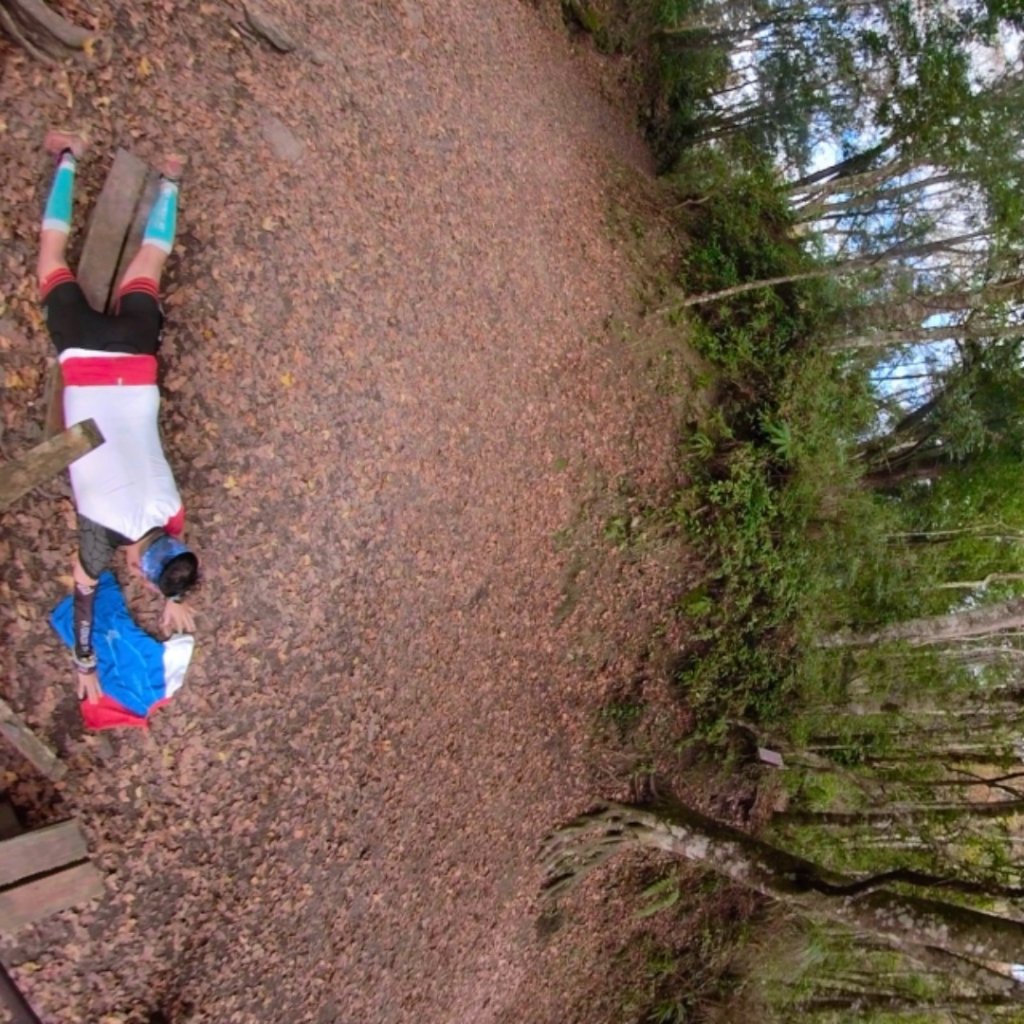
(37, 129), (198, 704)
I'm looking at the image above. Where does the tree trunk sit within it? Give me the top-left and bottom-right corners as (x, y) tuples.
(933, 572), (1024, 592)
(665, 232), (989, 311)
(834, 321), (1020, 352)
(860, 457), (950, 490)
(794, 158), (912, 209)
(775, 799), (1024, 827)
(542, 802), (1024, 965)
(788, 135), (901, 191)
(799, 171), (960, 222)
(849, 275), (1024, 332)
(821, 598), (1024, 649)
(661, 264), (848, 311)
(888, 525), (1024, 545)
(799, 991), (1016, 1014)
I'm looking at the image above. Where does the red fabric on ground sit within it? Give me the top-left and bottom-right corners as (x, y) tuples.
(80, 694), (172, 731)
(80, 695), (149, 730)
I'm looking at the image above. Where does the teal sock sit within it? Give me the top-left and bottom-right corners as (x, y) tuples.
(43, 151), (76, 234)
(143, 178), (179, 254)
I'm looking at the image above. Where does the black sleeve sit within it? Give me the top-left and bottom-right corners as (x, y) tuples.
(77, 515), (126, 579)
(73, 580), (97, 662)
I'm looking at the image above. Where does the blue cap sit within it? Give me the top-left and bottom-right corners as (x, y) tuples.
(140, 533), (193, 588)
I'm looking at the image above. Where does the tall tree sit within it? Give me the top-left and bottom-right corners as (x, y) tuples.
(543, 801), (1024, 968)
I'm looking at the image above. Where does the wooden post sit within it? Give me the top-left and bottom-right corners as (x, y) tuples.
(0, 421), (101, 779)
(0, 699), (66, 781)
(0, 419), (103, 512)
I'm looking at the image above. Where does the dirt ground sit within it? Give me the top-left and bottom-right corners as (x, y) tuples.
(0, 1), (727, 1021)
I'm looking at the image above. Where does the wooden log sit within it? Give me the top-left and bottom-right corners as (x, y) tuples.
(0, 861), (103, 932)
(0, 821), (89, 889)
(0, 419), (103, 511)
(78, 148), (147, 313)
(0, 699), (67, 782)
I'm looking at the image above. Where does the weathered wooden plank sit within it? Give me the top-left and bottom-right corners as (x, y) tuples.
(0, 419), (103, 511)
(0, 821), (89, 889)
(0, 700), (67, 782)
(0, 862), (104, 933)
(78, 148), (147, 312)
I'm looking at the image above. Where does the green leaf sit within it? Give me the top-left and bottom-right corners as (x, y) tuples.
(636, 876), (681, 919)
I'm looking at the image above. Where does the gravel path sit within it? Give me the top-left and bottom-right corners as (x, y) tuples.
(0, 2), (684, 1020)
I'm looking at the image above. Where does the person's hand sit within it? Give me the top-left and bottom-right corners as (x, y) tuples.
(161, 600), (196, 636)
(75, 669), (102, 704)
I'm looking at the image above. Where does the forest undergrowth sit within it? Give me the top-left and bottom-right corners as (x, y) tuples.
(552, 0), (1024, 1020)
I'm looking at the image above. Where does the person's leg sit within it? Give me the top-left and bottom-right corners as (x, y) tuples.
(112, 155), (185, 355)
(118, 154), (185, 292)
(37, 130), (88, 290)
(37, 131), (99, 354)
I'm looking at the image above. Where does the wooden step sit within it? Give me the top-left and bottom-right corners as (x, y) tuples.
(0, 819), (103, 933)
